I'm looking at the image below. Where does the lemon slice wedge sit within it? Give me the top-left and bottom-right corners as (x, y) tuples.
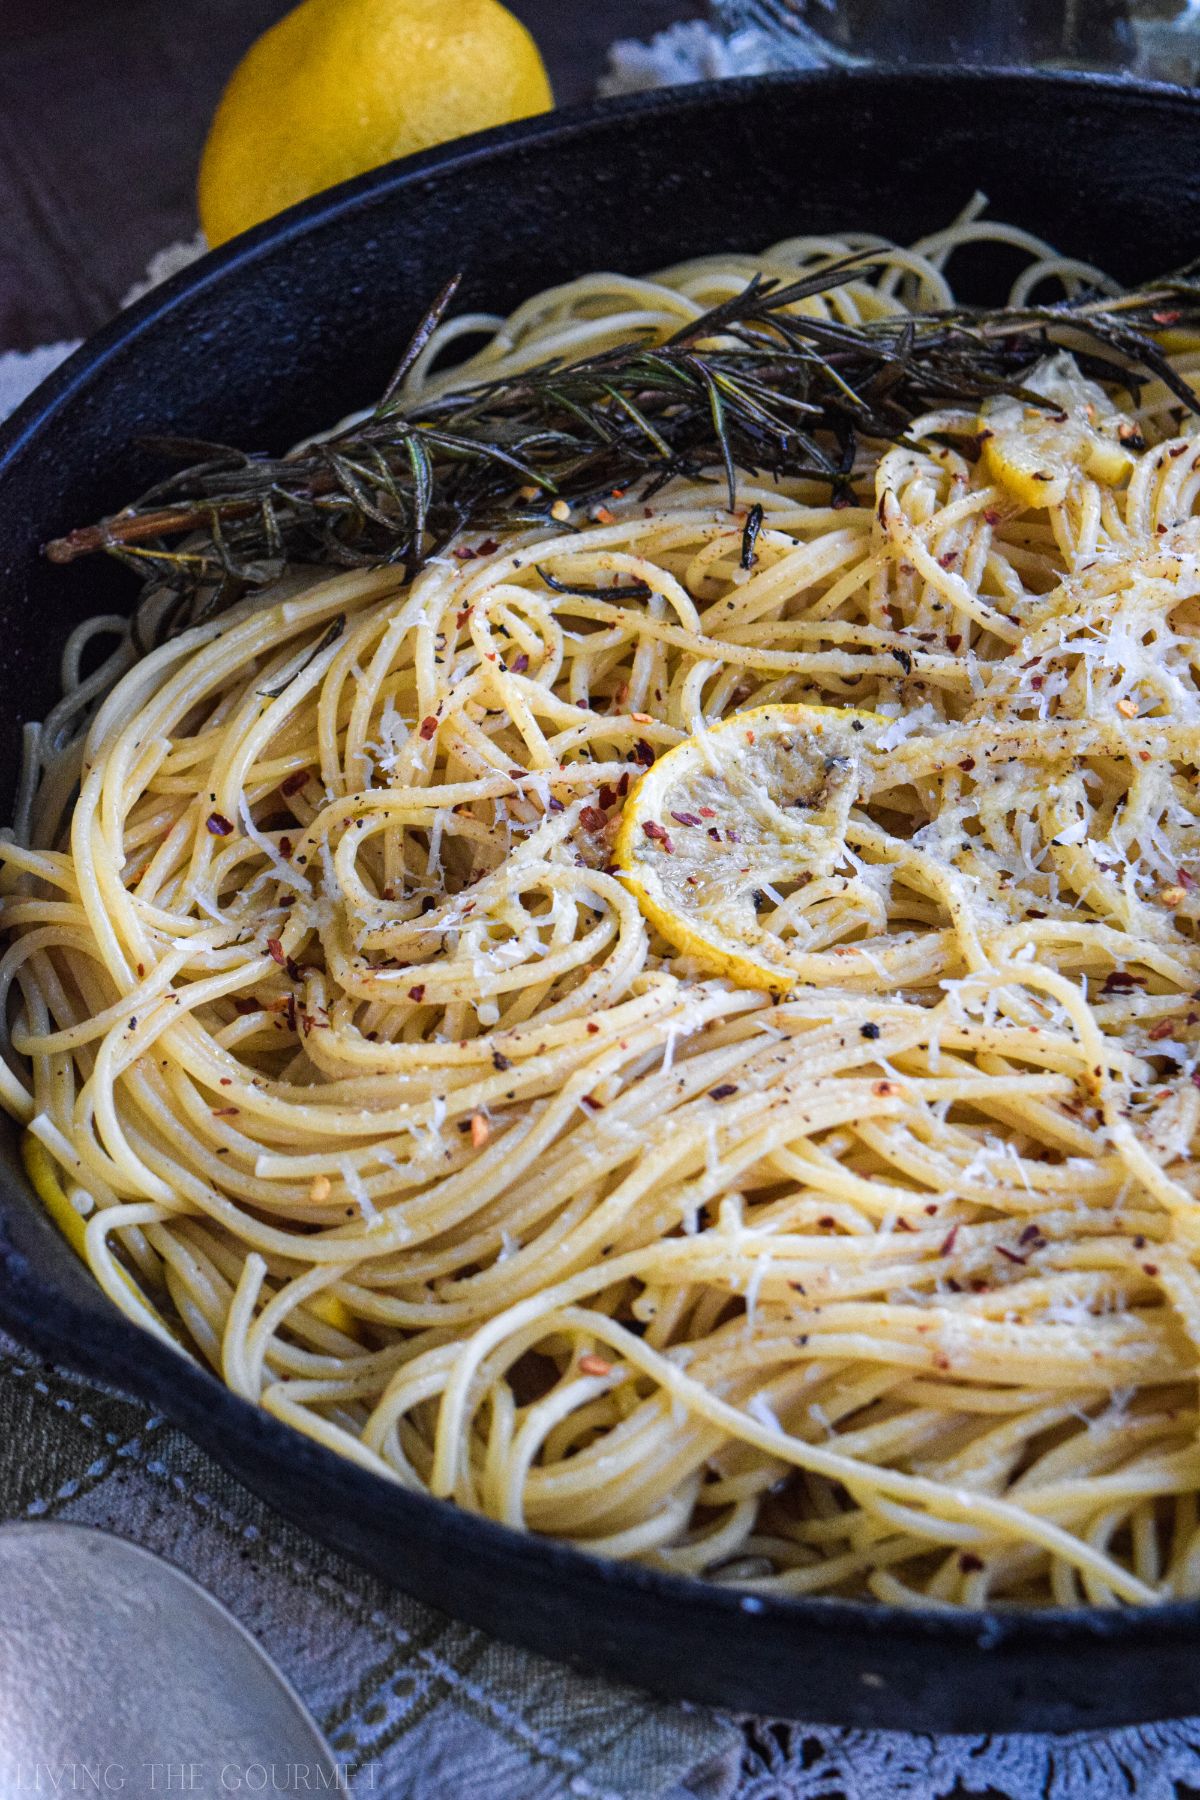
(980, 350), (1139, 510)
(614, 703), (882, 994)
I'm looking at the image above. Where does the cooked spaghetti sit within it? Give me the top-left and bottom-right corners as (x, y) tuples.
(6, 214), (1200, 1609)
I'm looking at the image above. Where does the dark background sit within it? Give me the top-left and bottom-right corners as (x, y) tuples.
(0, 0), (701, 352)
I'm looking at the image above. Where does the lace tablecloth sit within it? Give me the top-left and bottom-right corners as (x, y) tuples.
(3, 21), (1200, 1799)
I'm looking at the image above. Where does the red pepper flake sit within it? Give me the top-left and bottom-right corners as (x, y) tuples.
(996, 1246), (1027, 1266)
(478, 538), (500, 556)
(456, 609), (472, 629)
(281, 770), (309, 797)
(937, 551), (958, 569)
(958, 757), (976, 773)
(946, 634), (962, 653)
(581, 1093), (603, 1111)
(511, 653), (530, 674)
(670, 811), (702, 827)
(818, 1216), (836, 1230)
(579, 1353), (612, 1376)
(232, 996), (260, 1015)
(895, 1217), (914, 1233)
(617, 772), (631, 798)
(1019, 1223), (1041, 1245)
(597, 783), (616, 809)
(408, 985), (426, 1002)
(1153, 309), (1183, 326)
(707, 827), (721, 841)
(284, 993), (298, 1033)
(698, 806), (716, 818)
(206, 812), (234, 837)
(1102, 970), (1144, 994)
(592, 505), (615, 525)
(1148, 1019), (1176, 1042)
(587, 1022), (600, 1034)
(284, 954), (303, 983)
(709, 1084), (738, 1100)
(1179, 869), (1196, 890)
(279, 836), (293, 860)
(642, 820), (674, 852)
(580, 806), (607, 833)
(266, 938), (285, 966)
(1143, 1262), (1161, 1277)
(419, 715), (439, 741)
(940, 1225), (959, 1257)
(631, 739), (655, 768)
(211, 1106), (239, 1118)
(492, 1051), (513, 1072)
(984, 509), (1001, 527)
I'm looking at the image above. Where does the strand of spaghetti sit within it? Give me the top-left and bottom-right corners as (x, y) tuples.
(430, 1304), (1157, 1603)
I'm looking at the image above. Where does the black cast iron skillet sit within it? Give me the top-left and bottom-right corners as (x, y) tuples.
(2, 68), (1199, 1733)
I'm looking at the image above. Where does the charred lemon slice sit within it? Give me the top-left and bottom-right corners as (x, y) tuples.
(980, 350), (1139, 510)
(614, 703), (881, 994)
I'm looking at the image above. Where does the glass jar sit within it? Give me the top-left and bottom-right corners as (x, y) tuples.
(708, 0), (1200, 80)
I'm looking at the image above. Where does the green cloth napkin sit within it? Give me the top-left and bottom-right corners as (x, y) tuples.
(0, 1339), (743, 1799)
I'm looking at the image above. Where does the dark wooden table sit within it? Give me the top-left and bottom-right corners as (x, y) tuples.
(0, 0), (700, 354)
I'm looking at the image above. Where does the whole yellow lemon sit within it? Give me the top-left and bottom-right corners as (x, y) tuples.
(198, 0), (553, 247)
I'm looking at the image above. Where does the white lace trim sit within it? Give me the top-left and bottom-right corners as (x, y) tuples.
(739, 1714), (1200, 1799)
(599, 19), (828, 94)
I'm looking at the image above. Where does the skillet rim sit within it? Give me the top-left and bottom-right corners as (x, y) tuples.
(5, 61), (1200, 457)
(4, 64), (1200, 1721)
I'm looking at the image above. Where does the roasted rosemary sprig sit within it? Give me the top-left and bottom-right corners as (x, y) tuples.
(45, 256), (1200, 644)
